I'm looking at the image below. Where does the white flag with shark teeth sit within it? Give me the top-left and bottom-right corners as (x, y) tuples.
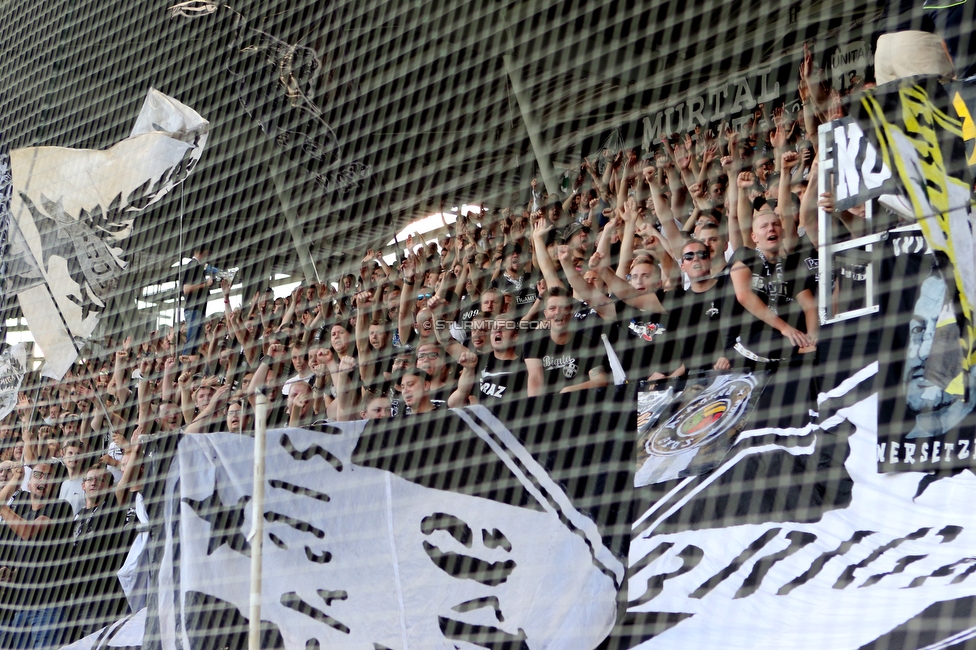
(154, 406), (621, 650)
(6, 88), (208, 380)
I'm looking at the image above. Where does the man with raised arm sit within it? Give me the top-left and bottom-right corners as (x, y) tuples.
(729, 207), (819, 368)
(66, 464), (131, 642)
(652, 239), (734, 380)
(450, 315), (528, 406)
(0, 462), (74, 649)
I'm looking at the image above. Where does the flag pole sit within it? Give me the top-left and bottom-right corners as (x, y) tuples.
(248, 387), (269, 650)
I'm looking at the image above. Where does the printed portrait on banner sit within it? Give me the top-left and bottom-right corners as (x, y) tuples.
(827, 77), (976, 472)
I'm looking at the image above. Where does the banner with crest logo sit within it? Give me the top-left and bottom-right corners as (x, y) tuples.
(636, 372), (766, 486)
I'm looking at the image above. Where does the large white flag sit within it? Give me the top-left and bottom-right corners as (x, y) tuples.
(149, 406), (621, 650)
(6, 89), (208, 379)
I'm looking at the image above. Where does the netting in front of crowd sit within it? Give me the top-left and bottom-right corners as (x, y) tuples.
(1, 0), (976, 648)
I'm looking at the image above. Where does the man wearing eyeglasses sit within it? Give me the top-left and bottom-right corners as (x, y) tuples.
(65, 465), (131, 642)
(414, 343), (453, 406)
(0, 462), (74, 649)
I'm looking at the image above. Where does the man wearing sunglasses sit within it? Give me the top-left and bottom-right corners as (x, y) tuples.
(0, 462), (74, 649)
(651, 240), (734, 381)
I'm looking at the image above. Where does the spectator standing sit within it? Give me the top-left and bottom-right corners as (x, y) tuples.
(524, 287), (608, 395)
(59, 439), (87, 515)
(729, 208), (818, 367)
(65, 464), (131, 642)
(451, 315), (528, 405)
(657, 240), (734, 378)
(0, 462), (75, 650)
(182, 243), (213, 358)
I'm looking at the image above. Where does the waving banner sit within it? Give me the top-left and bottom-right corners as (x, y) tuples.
(5, 89), (208, 379)
(145, 402), (629, 650)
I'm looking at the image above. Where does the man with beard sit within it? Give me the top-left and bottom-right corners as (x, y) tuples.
(0, 462), (74, 649)
(65, 464), (132, 642)
(560, 222), (592, 264)
(524, 287), (608, 395)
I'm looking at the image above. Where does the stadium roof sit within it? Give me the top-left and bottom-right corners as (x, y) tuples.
(0, 0), (882, 331)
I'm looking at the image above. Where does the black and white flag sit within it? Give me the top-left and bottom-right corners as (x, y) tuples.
(627, 363), (976, 649)
(149, 405), (623, 649)
(6, 89), (208, 379)
(0, 342), (27, 421)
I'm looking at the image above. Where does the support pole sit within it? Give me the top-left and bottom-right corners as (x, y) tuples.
(248, 388), (269, 650)
(500, 8), (560, 198)
(269, 158), (322, 284)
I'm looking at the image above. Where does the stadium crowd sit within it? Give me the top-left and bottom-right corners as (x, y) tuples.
(0, 31), (943, 647)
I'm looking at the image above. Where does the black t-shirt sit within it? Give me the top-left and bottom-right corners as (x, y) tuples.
(664, 275), (733, 374)
(182, 258), (208, 314)
(70, 500), (132, 616)
(793, 237), (820, 296)
(458, 298), (480, 324)
(608, 295), (670, 381)
(401, 400), (445, 416)
(521, 328), (606, 393)
(572, 299), (614, 341)
(730, 247), (816, 359)
(497, 271), (539, 317)
(479, 354), (528, 402)
(361, 345), (397, 394)
(2, 495), (75, 610)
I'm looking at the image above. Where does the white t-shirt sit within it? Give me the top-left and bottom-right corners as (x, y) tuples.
(60, 476), (86, 515)
(282, 371), (314, 396)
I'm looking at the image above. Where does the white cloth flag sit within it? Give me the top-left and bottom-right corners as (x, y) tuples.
(155, 406), (621, 650)
(0, 343), (27, 421)
(6, 89), (208, 379)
